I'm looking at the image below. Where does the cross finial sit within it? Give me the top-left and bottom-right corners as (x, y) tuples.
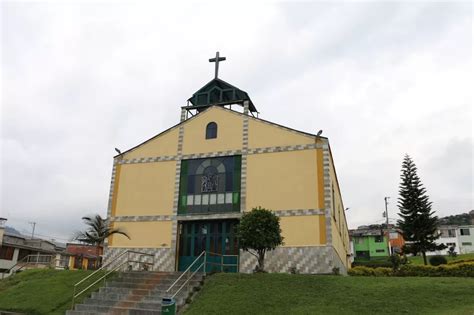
(209, 51), (226, 79)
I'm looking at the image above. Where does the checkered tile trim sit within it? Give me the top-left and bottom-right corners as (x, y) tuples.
(110, 215), (174, 222)
(241, 101), (249, 211)
(117, 144), (322, 165)
(322, 143), (333, 245)
(178, 212), (242, 221)
(103, 247), (174, 272)
(180, 108), (187, 122)
(273, 209), (325, 217)
(239, 245), (347, 274)
(104, 160), (118, 248)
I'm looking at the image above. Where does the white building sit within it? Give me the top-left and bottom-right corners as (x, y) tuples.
(429, 225), (474, 256)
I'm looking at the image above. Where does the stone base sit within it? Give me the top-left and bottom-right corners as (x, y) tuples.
(239, 246), (348, 275)
(104, 245), (348, 275)
(103, 247), (175, 272)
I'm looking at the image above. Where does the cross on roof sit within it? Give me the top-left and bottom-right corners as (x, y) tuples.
(209, 51), (226, 79)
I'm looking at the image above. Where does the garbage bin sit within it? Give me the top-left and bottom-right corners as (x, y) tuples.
(162, 297), (176, 315)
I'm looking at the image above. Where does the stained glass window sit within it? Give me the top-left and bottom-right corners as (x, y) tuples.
(178, 156), (241, 214)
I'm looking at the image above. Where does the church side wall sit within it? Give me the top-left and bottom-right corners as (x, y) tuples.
(326, 146), (351, 270)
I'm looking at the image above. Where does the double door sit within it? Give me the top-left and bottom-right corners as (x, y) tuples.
(177, 220), (239, 272)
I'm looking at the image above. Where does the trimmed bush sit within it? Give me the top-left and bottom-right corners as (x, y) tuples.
(448, 258), (474, 265)
(352, 260), (392, 268)
(348, 266), (392, 276)
(429, 255), (447, 266)
(348, 262), (474, 277)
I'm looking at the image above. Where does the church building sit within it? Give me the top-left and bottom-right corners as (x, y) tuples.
(104, 53), (351, 274)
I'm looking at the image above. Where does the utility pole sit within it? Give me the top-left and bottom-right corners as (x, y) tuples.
(384, 197), (391, 255)
(29, 222), (36, 239)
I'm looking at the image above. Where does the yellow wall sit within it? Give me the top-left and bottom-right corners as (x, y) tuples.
(327, 147), (351, 268)
(280, 215), (323, 246)
(246, 150), (319, 211)
(182, 107), (243, 155)
(123, 127), (179, 159)
(115, 161), (176, 216)
(248, 119), (314, 149)
(109, 221), (172, 248)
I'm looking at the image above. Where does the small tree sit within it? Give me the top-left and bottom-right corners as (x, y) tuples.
(397, 155), (446, 265)
(75, 214), (130, 266)
(236, 207), (283, 272)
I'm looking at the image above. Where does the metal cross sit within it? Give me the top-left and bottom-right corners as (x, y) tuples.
(209, 51), (226, 79)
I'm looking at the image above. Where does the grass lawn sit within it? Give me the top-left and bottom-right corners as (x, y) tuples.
(185, 273), (474, 315)
(0, 269), (97, 315)
(408, 253), (474, 265)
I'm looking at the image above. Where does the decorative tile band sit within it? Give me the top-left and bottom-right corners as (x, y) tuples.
(239, 245), (347, 275)
(111, 215), (174, 222)
(103, 247), (174, 272)
(104, 161), (118, 248)
(322, 144), (333, 245)
(117, 143), (322, 165)
(109, 209), (325, 223)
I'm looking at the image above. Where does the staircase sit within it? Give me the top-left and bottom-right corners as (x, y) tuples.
(67, 271), (204, 315)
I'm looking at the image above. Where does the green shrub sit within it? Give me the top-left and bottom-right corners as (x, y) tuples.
(448, 258), (474, 265)
(429, 255), (448, 266)
(348, 262), (474, 277)
(348, 266), (391, 277)
(352, 260), (392, 268)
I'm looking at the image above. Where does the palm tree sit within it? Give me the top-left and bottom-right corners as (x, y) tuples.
(75, 214), (130, 266)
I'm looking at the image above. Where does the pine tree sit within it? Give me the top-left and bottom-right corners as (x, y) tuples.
(397, 155), (445, 265)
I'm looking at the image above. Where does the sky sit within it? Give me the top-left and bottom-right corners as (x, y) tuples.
(1, 2), (472, 242)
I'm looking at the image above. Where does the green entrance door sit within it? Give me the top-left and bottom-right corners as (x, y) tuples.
(178, 220), (239, 272)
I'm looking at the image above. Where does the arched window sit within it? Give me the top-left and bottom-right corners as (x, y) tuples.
(206, 122), (217, 139)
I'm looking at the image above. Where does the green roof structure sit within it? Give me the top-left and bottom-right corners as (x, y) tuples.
(184, 51), (258, 114)
(186, 78), (257, 113)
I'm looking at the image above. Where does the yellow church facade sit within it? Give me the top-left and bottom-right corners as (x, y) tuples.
(104, 57), (350, 274)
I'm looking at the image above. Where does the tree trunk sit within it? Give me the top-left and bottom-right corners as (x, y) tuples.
(256, 250), (266, 272)
(422, 251), (427, 265)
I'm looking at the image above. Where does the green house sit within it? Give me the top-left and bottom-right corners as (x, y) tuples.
(351, 229), (389, 260)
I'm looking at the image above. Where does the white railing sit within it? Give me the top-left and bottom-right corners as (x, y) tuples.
(71, 250), (154, 308)
(1, 254), (56, 279)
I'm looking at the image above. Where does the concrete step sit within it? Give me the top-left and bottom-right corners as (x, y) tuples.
(66, 311), (108, 315)
(106, 279), (202, 290)
(75, 304), (161, 314)
(83, 297), (162, 310)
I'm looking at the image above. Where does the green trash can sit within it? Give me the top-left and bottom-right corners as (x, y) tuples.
(162, 297), (176, 315)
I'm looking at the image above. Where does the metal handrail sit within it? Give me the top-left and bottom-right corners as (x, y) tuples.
(165, 250), (240, 299)
(207, 251), (239, 272)
(1, 254), (55, 279)
(71, 250), (154, 309)
(165, 250), (206, 299)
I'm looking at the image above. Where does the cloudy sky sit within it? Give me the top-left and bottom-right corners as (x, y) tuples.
(1, 2), (472, 242)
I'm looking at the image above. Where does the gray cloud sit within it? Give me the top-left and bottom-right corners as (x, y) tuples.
(1, 2), (472, 240)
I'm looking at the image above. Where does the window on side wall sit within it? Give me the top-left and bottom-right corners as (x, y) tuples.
(460, 229), (470, 236)
(374, 236), (384, 243)
(205, 122), (218, 139)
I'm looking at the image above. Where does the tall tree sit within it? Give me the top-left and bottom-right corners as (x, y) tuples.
(75, 214), (130, 266)
(236, 207), (283, 272)
(397, 155), (445, 265)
